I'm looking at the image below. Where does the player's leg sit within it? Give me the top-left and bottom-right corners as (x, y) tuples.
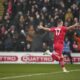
(53, 44), (69, 72)
(51, 44), (62, 61)
(51, 51), (69, 72)
(59, 55), (69, 72)
(51, 52), (61, 61)
(67, 52), (73, 64)
(52, 43), (69, 72)
(51, 44), (61, 61)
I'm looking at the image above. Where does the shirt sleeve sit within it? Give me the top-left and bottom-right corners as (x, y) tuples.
(49, 27), (55, 32)
(63, 26), (67, 32)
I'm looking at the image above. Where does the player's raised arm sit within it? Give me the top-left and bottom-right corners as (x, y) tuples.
(67, 23), (79, 30)
(38, 25), (50, 31)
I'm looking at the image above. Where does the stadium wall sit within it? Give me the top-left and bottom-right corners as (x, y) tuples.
(0, 52), (80, 64)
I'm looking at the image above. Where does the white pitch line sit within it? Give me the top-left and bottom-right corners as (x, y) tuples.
(0, 69), (80, 80)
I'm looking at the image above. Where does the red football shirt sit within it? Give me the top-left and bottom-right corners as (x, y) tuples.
(50, 26), (67, 45)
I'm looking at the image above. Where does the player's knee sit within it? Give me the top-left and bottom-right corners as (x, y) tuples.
(60, 57), (64, 61)
(51, 54), (60, 61)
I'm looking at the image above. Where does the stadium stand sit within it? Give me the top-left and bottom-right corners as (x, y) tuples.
(0, 0), (80, 52)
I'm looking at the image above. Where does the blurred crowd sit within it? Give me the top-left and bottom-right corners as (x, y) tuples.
(0, 0), (80, 52)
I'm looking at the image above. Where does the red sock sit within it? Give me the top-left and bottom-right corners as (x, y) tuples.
(59, 58), (65, 67)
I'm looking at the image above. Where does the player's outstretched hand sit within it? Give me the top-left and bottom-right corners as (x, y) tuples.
(37, 25), (50, 31)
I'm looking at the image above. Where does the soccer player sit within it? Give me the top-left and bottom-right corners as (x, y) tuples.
(38, 19), (79, 72)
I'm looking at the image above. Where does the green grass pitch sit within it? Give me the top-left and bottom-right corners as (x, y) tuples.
(0, 64), (80, 80)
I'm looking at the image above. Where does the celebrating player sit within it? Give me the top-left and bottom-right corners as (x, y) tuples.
(38, 19), (79, 72)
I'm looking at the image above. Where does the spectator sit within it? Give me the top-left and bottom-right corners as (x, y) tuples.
(73, 17), (80, 36)
(16, 34), (26, 51)
(73, 32), (80, 52)
(63, 37), (73, 64)
(65, 8), (73, 21)
(71, 3), (79, 18)
(72, 41), (78, 52)
(4, 34), (13, 51)
(7, 0), (12, 16)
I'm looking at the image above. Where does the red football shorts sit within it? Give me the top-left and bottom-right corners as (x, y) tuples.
(54, 43), (63, 56)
